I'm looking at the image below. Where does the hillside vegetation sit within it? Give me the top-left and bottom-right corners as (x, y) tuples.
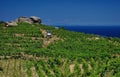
(0, 22), (120, 77)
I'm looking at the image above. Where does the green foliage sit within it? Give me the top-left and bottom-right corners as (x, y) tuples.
(0, 23), (120, 77)
(0, 21), (6, 27)
(26, 61), (32, 77)
(74, 63), (81, 76)
(34, 61), (45, 77)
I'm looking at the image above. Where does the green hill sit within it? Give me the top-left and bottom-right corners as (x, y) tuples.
(0, 23), (120, 77)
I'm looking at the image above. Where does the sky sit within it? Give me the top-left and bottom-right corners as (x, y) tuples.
(0, 0), (120, 25)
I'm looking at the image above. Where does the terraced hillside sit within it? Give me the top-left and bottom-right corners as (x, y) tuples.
(0, 22), (120, 77)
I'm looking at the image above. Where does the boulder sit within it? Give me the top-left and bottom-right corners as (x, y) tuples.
(6, 21), (18, 27)
(18, 16), (27, 22)
(18, 16), (29, 22)
(30, 16), (42, 23)
(5, 16), (42, 27)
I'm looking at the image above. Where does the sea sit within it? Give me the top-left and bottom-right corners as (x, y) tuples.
(55, 25), (120, 38)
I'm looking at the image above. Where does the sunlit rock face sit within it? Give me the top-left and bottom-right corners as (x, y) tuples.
(6, 16), (42, 26)
(6, 21), (18, 27)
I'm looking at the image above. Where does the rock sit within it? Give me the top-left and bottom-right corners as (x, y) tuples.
(6, 21), (18, 27)
(30, 16), (42, 23)
(5, 16), (42, 27)
(15, 18), (19, 23)
(18, 16), (28, 22)
(17, 16), (32, 24)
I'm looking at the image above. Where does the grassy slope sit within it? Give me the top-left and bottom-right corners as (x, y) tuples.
(0, 23), (120, 77)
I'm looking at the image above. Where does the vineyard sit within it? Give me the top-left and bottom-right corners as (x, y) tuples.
(0, 22), (120, 77)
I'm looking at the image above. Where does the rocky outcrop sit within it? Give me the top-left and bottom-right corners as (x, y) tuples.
(17, 16), (29, 22)
(6, 21), (18, 27)
(30, 16), (41, 23)
(6, 16), (42, 27)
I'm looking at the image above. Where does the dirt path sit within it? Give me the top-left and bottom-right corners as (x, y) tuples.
(41, 29), (60, 48)
(31, 66), (39, 77)
(42, 36), (59, 48)
(69, 64), (75, 73)
(88, 64), (92, 70)
(79, 64), (84, 74)
(41, 29), (46, 37)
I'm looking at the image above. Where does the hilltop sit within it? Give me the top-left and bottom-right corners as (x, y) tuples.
(0, 21), (120, 77)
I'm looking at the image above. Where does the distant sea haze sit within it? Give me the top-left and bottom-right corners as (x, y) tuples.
(57, 25), (120, 38)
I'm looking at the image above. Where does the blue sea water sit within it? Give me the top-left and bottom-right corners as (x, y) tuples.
(57, 26), (120, 38)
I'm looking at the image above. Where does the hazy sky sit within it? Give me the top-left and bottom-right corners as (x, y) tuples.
(0, 0), (120, 25)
